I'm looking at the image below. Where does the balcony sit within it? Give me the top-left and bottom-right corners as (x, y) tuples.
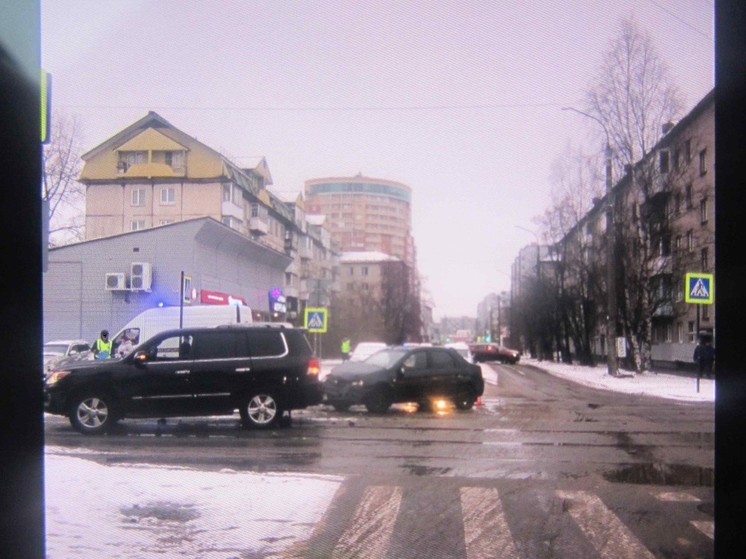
(248, 216), (268, 235)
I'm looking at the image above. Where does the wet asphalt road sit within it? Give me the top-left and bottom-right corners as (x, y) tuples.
(44, 362), (714, 558)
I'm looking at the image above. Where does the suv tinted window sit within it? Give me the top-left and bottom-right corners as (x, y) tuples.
(430, 349), (455, 367)
(150, 334), (193, 361)
(192, 331), (249, 359)
(403, 351), (427, 370)
(247, 330), (286, 357)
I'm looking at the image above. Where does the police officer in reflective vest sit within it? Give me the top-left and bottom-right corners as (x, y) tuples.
(92, 329), (113, 360)
(341, 337), (351, 361)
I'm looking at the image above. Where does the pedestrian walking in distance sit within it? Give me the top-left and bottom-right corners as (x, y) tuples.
(693, 336), (715, 379)
(341, 337), (351, 362)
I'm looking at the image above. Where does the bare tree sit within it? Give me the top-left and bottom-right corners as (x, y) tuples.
(584, 18), (685, 372)
(586, 17), (684, 169)
(537, 146), (607, 364)
(42, 111), (85, 246)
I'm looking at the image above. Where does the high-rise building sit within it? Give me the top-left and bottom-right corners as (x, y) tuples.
(304, 174), (415, 268)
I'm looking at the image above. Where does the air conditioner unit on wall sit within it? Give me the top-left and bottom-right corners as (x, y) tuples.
(105, 273), (126, 291)
(130, 262), (152, 291)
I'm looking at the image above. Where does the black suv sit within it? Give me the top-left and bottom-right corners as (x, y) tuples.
(44, 325), (323, 434)
(323, 346), (484, 413)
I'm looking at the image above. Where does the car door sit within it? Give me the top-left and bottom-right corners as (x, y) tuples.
(187, 330), (252, 413)
(116, 333), (195, 416)
(395, 349), (433, 402)
(428, 348), (466, 398)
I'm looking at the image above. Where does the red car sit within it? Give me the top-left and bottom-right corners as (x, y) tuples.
(468, 343), (521, 364)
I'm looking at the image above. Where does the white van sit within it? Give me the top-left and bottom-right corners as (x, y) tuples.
(111, 304), (253, 356)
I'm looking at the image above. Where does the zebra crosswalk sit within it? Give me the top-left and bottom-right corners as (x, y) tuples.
(287, 483), (713, 559)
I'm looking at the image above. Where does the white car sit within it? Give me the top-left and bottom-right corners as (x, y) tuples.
(349, 341), (387, 362)
(43, 339), (91, 373)
(444, 342), (474, 363)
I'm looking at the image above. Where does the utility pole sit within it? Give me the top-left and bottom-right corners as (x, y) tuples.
(562, 107), (619, 376)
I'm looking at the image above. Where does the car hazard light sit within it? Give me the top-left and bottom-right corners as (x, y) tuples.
(307, 357), (321, 377)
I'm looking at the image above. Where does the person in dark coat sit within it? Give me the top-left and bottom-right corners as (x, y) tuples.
(693, 337), (715, 379)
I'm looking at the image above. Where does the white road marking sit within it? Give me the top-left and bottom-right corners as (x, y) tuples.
(332, 485), (402, 559)
(460, 486), (520, 559)
(653, 490), (701, 502)
(691, 520), (715, 539)
(556, 490), (655, 559)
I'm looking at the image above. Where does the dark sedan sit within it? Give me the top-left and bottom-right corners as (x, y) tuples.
(323, 346), (484, 414)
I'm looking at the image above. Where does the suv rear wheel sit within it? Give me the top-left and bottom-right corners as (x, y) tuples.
(240, 392), (280, 428)
(69, 393), (118, 435)
(454, 391), (476, 410)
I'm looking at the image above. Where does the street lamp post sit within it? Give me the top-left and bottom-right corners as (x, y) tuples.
(561, 107), (619, 376)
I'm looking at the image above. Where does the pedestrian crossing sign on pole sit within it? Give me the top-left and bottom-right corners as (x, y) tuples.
(304, 307), (328, 333)
(685, 273), (714, 304)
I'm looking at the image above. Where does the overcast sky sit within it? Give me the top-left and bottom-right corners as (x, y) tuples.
(41, 0), (713, 319)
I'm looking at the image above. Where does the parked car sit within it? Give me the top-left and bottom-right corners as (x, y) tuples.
(323, 346), (484, 413)
(349, 341), (387, 362)
(469, 343), (521, 364)
(43, 340), (91, 374)
(44, 325), (323, 434)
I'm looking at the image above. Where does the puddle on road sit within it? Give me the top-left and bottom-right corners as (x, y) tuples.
(603, 463), (713, 486)
(400, 464), (452, 476)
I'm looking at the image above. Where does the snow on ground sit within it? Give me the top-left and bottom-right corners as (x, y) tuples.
(45, 448), (342, 559)
(518, 357), (715, 403)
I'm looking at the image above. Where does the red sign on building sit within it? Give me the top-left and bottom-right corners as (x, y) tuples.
(200, 289), (247, 306)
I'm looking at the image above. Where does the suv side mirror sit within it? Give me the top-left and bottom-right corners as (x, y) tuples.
(133, 350), (149, 365)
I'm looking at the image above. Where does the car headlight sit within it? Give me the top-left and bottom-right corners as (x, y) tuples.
(351, 379), (365, 387)
(46, 371), (71, 386)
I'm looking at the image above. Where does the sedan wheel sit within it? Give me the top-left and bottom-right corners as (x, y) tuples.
(241, 393), (280, 428)
(455, 392), (476, 410)
(69, 394), (116, 435)
(365, 388), (392, 414)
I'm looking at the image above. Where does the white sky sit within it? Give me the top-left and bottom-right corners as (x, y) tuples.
(40, 0), (714, 319)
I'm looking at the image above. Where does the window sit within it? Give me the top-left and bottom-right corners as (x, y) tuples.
(247, 331), (286, 357)
(688, 321), (696, 343)
(686, 230), (693, 251)
(348, 266), (354, 276)
(700, 197), (708, 224)
(221, 216), (241, 230)
(361, 282), (369, 290)
(701, 247), (709, 270)
(677, 322), (683, 343)
(222, 184), (231, 202)
(675, 282), (683, 302)
(685, 139), (692, 162)
(685, 184), (693, 209)
(673, 148), (680, 171)
(131, 188), (146, 207)
(148, 334), (193, 361)
(131, 219), (145, 231)
(702, 305), (710, 321)
(159, 219), (174, 226)
(192, 331), (249, 359)
(660, 235), (671, 257)
(658, 149), (669, 174)
(675, 235), (682, 253)
(674, 193), (681, 214)
(699, 148), (707, 175)
(430, 350), (456, 368)
(362, 266), (369, 276)
(160, 187), (175, 205)
(120, 150), (147, 168)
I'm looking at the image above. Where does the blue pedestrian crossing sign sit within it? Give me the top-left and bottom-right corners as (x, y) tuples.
(304, 307), (328, 333)
(685, 273), (714, 304)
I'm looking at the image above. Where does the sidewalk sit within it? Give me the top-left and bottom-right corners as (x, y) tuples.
(520, 357), (715, 403)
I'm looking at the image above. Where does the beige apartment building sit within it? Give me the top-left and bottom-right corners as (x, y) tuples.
(78, 111), (336, 322)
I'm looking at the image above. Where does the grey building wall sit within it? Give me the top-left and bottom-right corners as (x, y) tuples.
(43, 218), (290, 343)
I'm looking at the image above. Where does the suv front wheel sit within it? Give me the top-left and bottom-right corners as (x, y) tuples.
(69, 393), (118, 435)
(240, 392), (281, 428)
